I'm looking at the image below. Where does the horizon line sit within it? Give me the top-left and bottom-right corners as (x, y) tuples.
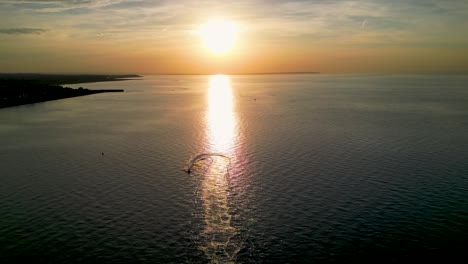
(0, 71), (320, 76)
(2, 71), (468, 76)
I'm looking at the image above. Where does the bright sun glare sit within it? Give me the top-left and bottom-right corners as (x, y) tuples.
(199, 20), (237, 54)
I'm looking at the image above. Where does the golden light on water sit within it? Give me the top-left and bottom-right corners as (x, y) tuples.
(198, 74), (239, 262)
(207, 74), (236, 154)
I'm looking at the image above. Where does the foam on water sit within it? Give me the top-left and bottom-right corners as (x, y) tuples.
(186, 154), (239, 263)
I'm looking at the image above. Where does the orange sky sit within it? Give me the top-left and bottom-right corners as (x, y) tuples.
(0, 0), (467, 74)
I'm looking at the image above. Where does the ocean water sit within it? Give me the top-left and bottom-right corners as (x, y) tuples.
(1, 74), (467, 263)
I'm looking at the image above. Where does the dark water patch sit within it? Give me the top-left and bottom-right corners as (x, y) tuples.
(1, 74), (468, 263)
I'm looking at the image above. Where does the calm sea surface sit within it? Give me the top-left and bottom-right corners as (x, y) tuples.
(1, 74), (467, 263)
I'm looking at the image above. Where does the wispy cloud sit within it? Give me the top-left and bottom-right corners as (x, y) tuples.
(0, 0), (123, 13)
(0, 28), (46, 34)
(0, 0), (467, 73)
(1, 0), (466, 42)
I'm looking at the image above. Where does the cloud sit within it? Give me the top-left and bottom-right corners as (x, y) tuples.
(0, 0), (123, 13)
(0, 28), (46, 34)
(0, 0), (102, 4)
(0, 0), (467, 45)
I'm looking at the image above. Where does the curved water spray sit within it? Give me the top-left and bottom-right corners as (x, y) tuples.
(184, 153), (231, 174)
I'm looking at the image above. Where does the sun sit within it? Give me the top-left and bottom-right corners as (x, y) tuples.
(199, 20), (237, 54)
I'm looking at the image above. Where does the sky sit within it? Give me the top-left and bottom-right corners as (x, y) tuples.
(0, 0), (467, 74)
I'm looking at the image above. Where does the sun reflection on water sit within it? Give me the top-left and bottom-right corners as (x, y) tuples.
(207, 75), (236, 154)
(197, 75), (239, 263)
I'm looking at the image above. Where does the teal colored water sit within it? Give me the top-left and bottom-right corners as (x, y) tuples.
(1, 74), (467, 263)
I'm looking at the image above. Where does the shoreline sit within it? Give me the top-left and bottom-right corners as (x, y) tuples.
(0, 74), (138, 109)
